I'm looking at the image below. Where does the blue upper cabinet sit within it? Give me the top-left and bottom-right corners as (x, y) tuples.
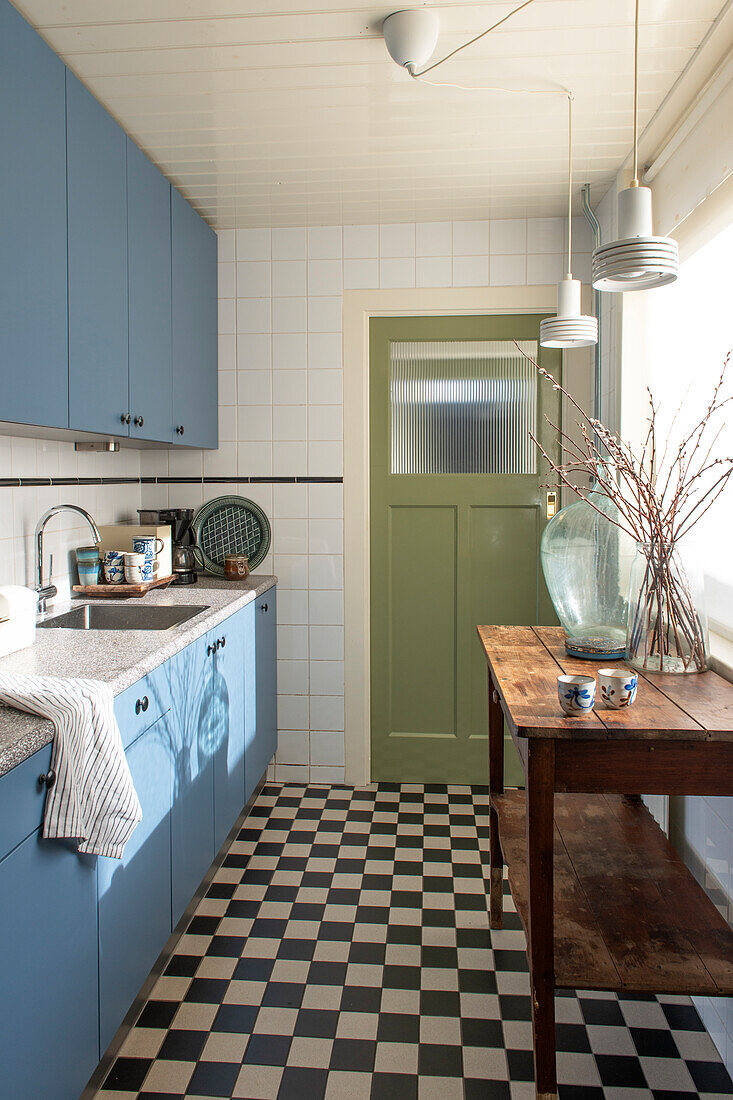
(127, 139), (173, 444)
(171, 188), (218, 449)
(0, 0), (68, 430)
(67, 70), (129, 436)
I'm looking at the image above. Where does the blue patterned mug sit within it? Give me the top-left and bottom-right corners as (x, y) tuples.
(103, 549), (125, 584)
(132, 536), (164, 565)
(557, 674), (596, 716)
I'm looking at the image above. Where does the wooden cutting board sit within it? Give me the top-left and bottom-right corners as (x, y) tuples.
(72, 574), (175, 599)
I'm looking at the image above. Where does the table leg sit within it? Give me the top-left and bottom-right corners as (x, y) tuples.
(488, 676), (504, 928)
(526, 739), (556, 1100)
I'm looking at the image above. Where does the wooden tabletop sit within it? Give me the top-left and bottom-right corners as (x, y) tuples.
(477, 624), (733, 740)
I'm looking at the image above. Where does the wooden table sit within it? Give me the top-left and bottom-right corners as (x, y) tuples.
(478, 624), (733, 1100)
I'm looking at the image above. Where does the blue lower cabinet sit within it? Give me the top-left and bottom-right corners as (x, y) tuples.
(249, 588), (278, 801)
(0, 831), (98, 1100)
(168, 637), (216, 925)
(98, 716), (172, 1053)
(212, 611), (246, 851)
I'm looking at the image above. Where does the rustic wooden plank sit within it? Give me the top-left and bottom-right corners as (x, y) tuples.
(642, 669), (733, 738)
(492, 791), (621, 991)
(534, 626), (703, 738)
(493, 790), (733, 995)
(555, 739), (733, 796)
(476, 625), (606, 738)
(556, 794), (733, 995)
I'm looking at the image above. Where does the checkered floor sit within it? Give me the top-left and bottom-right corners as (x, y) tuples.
(96, 784), (733, 1099)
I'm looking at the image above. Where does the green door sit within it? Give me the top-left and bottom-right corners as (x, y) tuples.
(370, 314), (560, 786)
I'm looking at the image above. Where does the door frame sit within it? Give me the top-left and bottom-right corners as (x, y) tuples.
(343, 285), (569, 785)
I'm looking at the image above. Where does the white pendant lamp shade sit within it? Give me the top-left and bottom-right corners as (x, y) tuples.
(382, 10), (439, 72)
(591, 0), (678, 293)
(591, 184), (679, 291)
(540, 277), (598, 348)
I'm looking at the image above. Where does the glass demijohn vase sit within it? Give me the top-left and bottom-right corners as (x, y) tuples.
(541, 488), (636, 659)
(626, 540), (710, 673)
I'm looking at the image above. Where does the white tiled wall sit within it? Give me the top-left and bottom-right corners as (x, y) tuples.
(0, 436), (142, 598)
(141, 215), (594, 787)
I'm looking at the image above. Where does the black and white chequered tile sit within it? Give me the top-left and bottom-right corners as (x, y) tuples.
(96, 783), (733, 1099)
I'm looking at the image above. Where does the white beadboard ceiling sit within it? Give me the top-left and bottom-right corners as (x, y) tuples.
(12, 0), (729, 228)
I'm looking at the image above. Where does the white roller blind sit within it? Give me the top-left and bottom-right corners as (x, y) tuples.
(649, 59), (733, 253)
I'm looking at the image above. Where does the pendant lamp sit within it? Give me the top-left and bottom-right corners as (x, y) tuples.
(592, 0), (678, 291)
(540, 96), (598, 349)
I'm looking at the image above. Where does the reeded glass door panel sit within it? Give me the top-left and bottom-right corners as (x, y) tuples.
(390, 339), (538, 475)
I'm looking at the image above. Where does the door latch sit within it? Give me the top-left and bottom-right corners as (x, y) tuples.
(546, 490), (558, 519)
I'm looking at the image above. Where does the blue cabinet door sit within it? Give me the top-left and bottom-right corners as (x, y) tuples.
(127, 138), (173, 444)
(67, 70), (129, 436)
(98, 716), (172, 1053)
(0, 0), (68, 429)
(168, 636), (216, 925)
(171, 188), (218, 448)
(212, 611), (246, 850)
(249, 588), (277, 801)
(0, 831), (98, 1100)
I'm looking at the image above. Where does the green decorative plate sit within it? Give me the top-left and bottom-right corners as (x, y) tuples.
(192, 496), (271, 576)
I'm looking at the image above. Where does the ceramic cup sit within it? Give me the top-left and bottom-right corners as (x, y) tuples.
(224, 553), (249, 580)
(125, 551), (158, 584)
(557, 673), (596, 716)
(103, 550), (126, 584)
(598, 667), (638, 708)
(132, 536), (164, 566)
(76, 545), (100, 586)
(78, 561), (100, 586)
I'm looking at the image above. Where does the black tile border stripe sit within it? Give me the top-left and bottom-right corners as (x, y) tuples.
(0, 475), (343, 489)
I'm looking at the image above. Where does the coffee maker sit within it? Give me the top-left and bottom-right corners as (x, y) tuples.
(138, 508), (201, 585)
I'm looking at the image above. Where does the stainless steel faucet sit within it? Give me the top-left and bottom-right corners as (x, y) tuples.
(34, 505), (101, 613)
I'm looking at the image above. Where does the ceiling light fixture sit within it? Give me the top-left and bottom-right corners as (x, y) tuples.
(540, 96), (598, 349)
(591, 0), (678, 292)
(382, 9), (439, 73)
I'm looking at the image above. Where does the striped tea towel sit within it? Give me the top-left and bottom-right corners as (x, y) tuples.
(0, 673), (142, 858)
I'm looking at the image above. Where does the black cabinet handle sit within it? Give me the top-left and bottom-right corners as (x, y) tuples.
(260, 602), (268, 613)
(120, 413), (131, 425)
(218, 636), (226, 649)
(141, 696), (149, 712)
(134, 415), (144, 428)
(207, 643), (215, 657)
(175, 425), (185, 436)
(135, 696), (149, 715)
(38, 770), (56, 790)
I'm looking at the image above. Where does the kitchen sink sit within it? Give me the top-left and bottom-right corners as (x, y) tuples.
(38, 603), (210, 631)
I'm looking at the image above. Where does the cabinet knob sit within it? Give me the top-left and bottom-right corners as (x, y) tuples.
(260, 602), (268, 613)
(175, 425), (185, 436)
(120, 413), (131, 425)
(134, 415), (144, 428)
(218, 636), (226, 649)
(38, 770), (56, 790)
(207, 643), (215, 657)
(135, 696), (149, 715)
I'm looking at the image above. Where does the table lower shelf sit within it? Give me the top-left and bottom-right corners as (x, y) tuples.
(493, 790), (733, 996)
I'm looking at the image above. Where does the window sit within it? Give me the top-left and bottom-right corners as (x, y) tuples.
(390, 339), (537, 475)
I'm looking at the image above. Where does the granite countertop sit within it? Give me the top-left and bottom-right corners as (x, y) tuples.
(0, 574), (277, 778)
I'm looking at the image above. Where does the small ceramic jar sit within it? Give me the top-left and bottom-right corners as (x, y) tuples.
(224, 553), (249, 580)
(557, 674), (596, 716)
(598, 667), (638, 708)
